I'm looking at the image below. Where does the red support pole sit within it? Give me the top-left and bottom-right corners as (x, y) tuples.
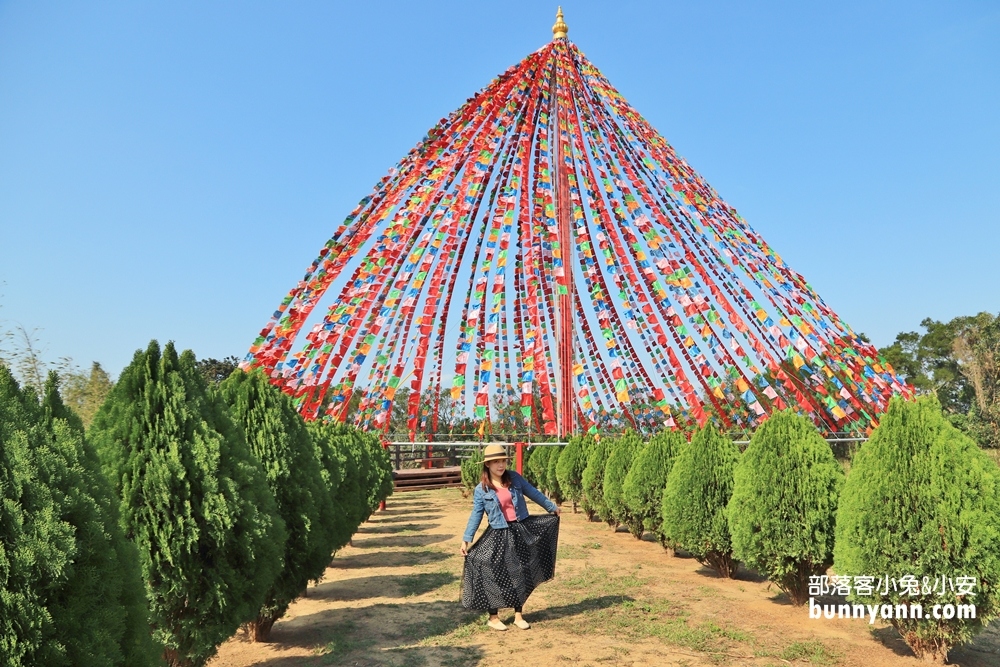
(380, 438), (389, 511)
(515, 441), (524, 474)
(552, 50), (576, 439)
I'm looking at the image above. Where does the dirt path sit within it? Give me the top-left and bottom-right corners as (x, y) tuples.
(211, 488), (1000, 667)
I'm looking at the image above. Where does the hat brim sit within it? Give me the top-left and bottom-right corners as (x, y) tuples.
(482, 455), (509, 463)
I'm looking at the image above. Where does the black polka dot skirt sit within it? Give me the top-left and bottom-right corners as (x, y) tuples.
(461, 514), (560, 611)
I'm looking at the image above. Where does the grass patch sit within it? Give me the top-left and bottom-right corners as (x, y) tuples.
(779, 640), (841, 665)
(316, 619), (376, 664)
(557, 544), (591, 559)
(556, 566), (650, 598)
(412, 610), (485, 647)
(565, 597), (757, 657)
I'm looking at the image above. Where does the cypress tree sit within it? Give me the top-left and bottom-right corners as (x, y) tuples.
(307, 421), (392, 542)
(40, 374), (158, 665)
(359, 430), (394, 515)
(834, 396), (1000, 663)
(89, 341), (285, 667)
(623, 430), (683, 546)
(0, 365), (76, 666)
(581, 436), (612, 523)
(603, 431), (644, 535)
(0, 368), (157, 666)
(727, 410), (843, 604)
(526, 444), (550, 491)
(461, 446), (484, 494)
(661, 426), (741, 576)
(307, 421), (357, 553)
(546, 445), (564, 503)
(555, 435), (590, 512)
(219, 369), (338, 642)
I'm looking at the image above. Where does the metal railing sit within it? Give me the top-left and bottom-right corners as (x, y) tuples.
(384, 435), (868, 470)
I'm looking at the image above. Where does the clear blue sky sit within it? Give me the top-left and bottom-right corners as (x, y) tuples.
(1, 1), (997, 378)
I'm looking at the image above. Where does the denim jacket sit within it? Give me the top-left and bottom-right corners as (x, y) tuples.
(462, 470), (558, 543)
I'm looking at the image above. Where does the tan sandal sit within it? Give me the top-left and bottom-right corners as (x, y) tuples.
(513, 618), (531, 629)
(487, 618), (508, 631)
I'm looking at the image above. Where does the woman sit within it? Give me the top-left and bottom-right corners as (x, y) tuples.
(460, 444), (561, 631)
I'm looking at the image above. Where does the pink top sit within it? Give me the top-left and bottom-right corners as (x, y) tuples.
(495, 485), (518, 522)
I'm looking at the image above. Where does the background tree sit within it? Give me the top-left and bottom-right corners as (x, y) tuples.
(879, 316), (977, 417)
(727, 410), (843, 605)
(195, 356), (241, 386)
(623, 430), (683, 546)
(834, 396), (1000, 663)
(581, 436), (612, 523)
(953, 312), (1000, 448)
(60, 361), (114, 429)
(219, 369), (338, 642)
(661, 426), (741, 576)
(89, 341), (285, 667)
(602, 431), (644, 536)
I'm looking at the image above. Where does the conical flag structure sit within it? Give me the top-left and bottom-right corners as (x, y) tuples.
(244, 10), (911, 438)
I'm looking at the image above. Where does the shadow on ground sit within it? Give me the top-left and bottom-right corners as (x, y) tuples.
(356, 522), (441, 535)
(376, 505), (435, 516)
(311, 572), (458, 602)
(870, 626), (918, 659)
(951, 623), (1000, 667)
(371, 513), (445, 524)
(529, 594), (634, 622)
(331, 549), (454, 570)
(872, 623), (1000, 667)
(352, 534), (453, 549)
(260, 600), (487, 667)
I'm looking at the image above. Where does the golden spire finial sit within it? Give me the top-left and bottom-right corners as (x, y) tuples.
(552, 6), (568, 40)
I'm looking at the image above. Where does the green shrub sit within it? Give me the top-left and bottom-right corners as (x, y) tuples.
(727, 410), (843, 605)
(358, 430), (394, 514)
(90, 341), (285, 667)
(461, 446), (484, 494)
(834, 396), (1000, 662)
(307, 421), (361, 553)
(309, 422), (392, 533)
(526, 444), (550, 491)
(40, 374), (159, 666)
(546, 445), (564, 503)
(661, 426), (741, 576)
(1, 368), (158, 667)
(581, 436), (612, 523)
(623, 430), (683, 546)
(603, 431), (644, 536)
(556, 435), (590, 510)
(219, 369), (338, 641)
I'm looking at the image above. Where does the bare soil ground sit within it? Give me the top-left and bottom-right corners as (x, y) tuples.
(210, 489), (1000, 667)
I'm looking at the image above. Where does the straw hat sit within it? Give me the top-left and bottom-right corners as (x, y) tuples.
(482, 444), (509, 463)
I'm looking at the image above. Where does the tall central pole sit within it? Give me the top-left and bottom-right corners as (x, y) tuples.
(552, 8), (576, 439)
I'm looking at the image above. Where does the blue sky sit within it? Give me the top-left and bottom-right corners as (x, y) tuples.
(1, 1), (997, 378)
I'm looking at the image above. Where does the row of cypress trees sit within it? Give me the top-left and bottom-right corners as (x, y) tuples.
(530, 398), (1000, 663)
(1, 340), (393, 667)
